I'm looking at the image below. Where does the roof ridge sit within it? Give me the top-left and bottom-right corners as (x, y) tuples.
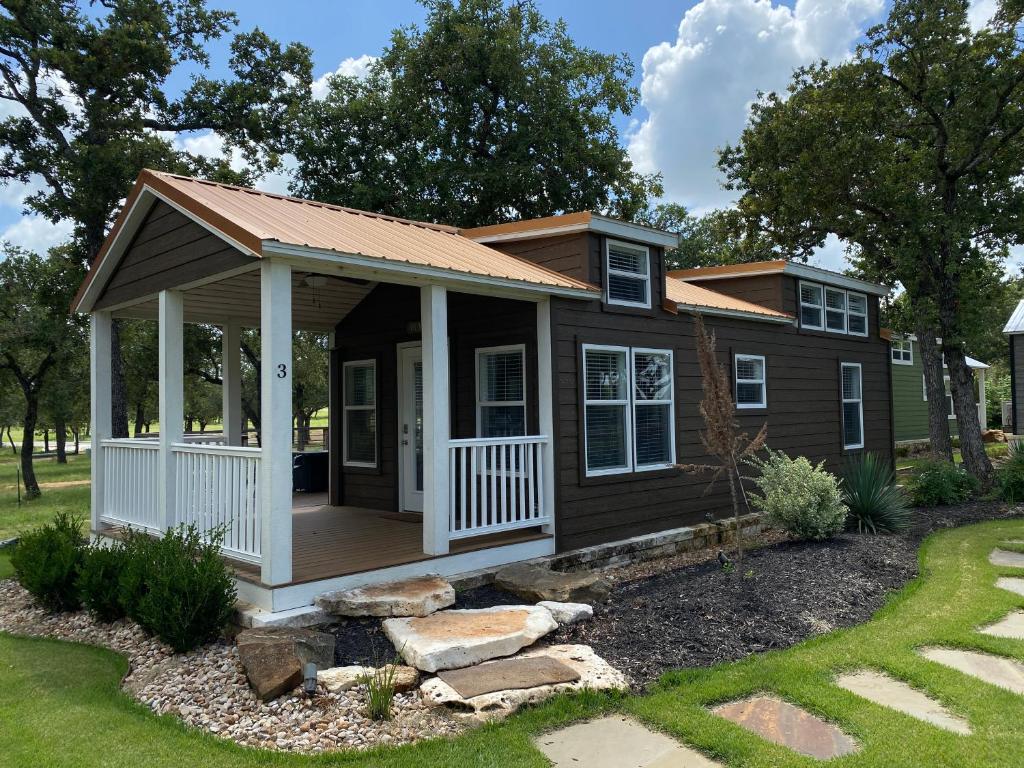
(145, 169), (459, 234)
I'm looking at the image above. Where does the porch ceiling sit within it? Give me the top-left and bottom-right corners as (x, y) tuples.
(113, 268), (376, 331)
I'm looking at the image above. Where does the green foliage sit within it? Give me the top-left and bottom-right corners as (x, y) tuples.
(11, 513), (85, 611)
(636, 204), (778, 270)
(994, 441), (1024, 503)
(364, 660), (401, 721)
(907, 460), (979, 507)
(121, 525), (236, 653)
(747, 448), (848, 540)
(842, 453), (912, 534)
(77, 542), (130, 623)
(288, 0), (659, 226)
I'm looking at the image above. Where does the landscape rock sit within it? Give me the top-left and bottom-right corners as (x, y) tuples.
(420, 644), (628, 720)
(236, 627), (336, 701)
(538, 600), (593, 625)
(318, 664), (420, 694)
(494, 563), (611, 604)
(383, 605), (558, 672)
(713, 695), (860, 760)
(315, 575), (456, 618)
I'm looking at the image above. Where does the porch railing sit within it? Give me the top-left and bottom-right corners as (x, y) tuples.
(173, 443), (262, 564)
(448, 435), (550, 539)
(99, 438), (161, 533)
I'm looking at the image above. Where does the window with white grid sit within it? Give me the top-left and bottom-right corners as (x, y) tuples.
(847, 292), (868, 336)
(825, 287), (848, 332)
(841, 362), (864, 449)
(343, 360), (377, 467)
(632, 349), (675, 469)
(476, 345), (526, 437)
(605, 240), (651, 308)
(799, 281), (824, 330)
(891, 338), (913, 364)
(735, 354), (767, 409)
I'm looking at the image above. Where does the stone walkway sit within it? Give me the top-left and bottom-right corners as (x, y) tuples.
(835, 670), (971, 734)
(921, 648), (1024, 695)
(980, 611), (1024, 640)
(712, 696), (859, 760)
(989, 549), (1024, 568)
(995, 577), (1024, 596)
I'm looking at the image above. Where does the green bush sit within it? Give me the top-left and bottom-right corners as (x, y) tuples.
(907, 460), (978, 506)
(994, 441), (1024, 503)
(11, 513), (86, 612)
(125, 525), (237, 652)
(747, 448), (848, 540)
(842, 452), (911, 534)
(77, 541), (130, 622)
(117, 527), (157, 623)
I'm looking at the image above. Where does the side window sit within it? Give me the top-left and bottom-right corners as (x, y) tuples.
(605, 240), (651, 308)
(848, 293), (868, 336)
(799, 282), (824, 330)
(841, 362), (864, 449)
(476, 345), (526, 437)
(343, 360), (377, 467)
(735, 354), (767, 409)
(824, 287), (848, 332)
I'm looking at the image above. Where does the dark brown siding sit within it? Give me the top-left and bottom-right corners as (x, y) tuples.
(550, 288), (892, 552)
(1012, 335), (1024, 434)
(94, 200), (254, 309)
(681, 274), (786, 313)
(331, 285), (539, 511)
(485, 233), (589, 283)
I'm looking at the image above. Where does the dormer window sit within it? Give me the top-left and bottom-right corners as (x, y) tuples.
(605, 240), (651, 308)
(800, 280), (869, 337)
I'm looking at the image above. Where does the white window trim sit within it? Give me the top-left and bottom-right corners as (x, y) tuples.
(847, 291), (868, 337)
(631, 347), (677, 471)
(799, 280), (824, 331)
(582, 343), (633, 477)
(734, 354), (767, 409)
(841, 362), (865, 450)
(474, 343), (527, 437)
(604, 239), (651, 309)
(922, 373), (956, 419)
(824, 286), (848, 334)
(342, 358), (378, 468)
(891, 338), (913, 365)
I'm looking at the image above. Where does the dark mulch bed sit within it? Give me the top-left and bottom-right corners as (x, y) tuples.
(327, 501), (1021, 685)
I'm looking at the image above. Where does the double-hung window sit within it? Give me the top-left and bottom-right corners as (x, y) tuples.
(735, 354), (767, 409)
(799, 282), (824, 329)
(476, 345), (526, 437)
(605, 240), (651, 308)
(582, 344), (675, 476)
(825, 287), (847, 332)
(891, 338), (913, 364)
(847, 293), (868, 335)
(841, 362), (864, 450)
(343, 359), (377, 467)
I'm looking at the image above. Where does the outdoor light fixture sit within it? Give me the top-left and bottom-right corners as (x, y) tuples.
(406, 320), (422, 335)
(303, 274), (328, 309)
(303, 662), (318, 697)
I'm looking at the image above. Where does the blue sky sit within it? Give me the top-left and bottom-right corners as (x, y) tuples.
(0, 0), (1002, 271)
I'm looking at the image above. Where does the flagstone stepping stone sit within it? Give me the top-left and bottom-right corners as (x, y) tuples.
(921, 648), (1024, 694)
(980, 610), (1024, 640)
(383, 604), (557, 672)
(315, 574), (455, 617)
(996, 577), (1024, 597)
(495, 563), (611, 603)
(835, 670), (971, 734)
(712, 695), (859, 760)
(989, 549), (1024, 568)
(535, 715), (722, 768)
(422, 644), (628, 720)
(436, 655), (580, 698)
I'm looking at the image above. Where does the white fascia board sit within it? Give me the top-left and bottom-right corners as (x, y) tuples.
(783, 262), (889, 296)
(262, 241), (599, 300)
(469, 217), (679, 249)
(676, 303), (796, 325)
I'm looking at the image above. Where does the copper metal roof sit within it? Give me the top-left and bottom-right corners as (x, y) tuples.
(665, 278), (793, 322)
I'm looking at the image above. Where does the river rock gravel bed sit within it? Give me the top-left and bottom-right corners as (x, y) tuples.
(0, 579), (464, 753)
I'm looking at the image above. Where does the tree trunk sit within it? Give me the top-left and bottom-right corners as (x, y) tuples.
(43, 428), (49, 453)
(72, 426), (80, 454)
(111, 320), (129, 438)
(946, 345), (993, 484)
(55, 415), (67, 464)
(916, 327), (954, 460)
(133, 402), (144, 437)
(20, 395), (40, 498)
(5, 426), (15, 453)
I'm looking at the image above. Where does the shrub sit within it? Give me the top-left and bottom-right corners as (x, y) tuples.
(907, 460), (978, 506)
(747, 448), (848, 540)
(78, 541), (130, 622)
(126, 525), (237, 652)
(117, 527), (157, 622)
(994, 441), (1024, 503)
(11, 513), (85, 611)
(842, 452), (911, 534)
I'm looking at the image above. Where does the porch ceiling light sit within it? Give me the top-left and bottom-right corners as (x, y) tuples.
(303, 274), (328, 309)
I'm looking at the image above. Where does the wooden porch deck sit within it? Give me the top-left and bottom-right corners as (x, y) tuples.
(231, 494), (549, 586)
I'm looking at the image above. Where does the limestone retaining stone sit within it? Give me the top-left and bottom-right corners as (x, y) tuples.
(383, 605), (558, 672)
(236, 627), (336, 701)
(315, 574), (455, 617)
(318, 664), (419, 693)
(538, 600), (593, 625)
(494, 563), (610, 603)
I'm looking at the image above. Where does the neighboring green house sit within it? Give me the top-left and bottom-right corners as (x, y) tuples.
(889, 333), (988, 443)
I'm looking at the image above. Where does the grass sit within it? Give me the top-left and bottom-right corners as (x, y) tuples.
(0, 452), (91, 540)
(1, 519), (1023, 767)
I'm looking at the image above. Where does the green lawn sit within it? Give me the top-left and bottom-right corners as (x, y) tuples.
(1, 518), (1023, 767)
(0, 452), (91, 540)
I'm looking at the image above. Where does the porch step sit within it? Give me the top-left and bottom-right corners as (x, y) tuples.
(315, 574), (456, 618)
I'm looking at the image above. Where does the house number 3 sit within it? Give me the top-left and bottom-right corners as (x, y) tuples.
(277, 364), (287, 378)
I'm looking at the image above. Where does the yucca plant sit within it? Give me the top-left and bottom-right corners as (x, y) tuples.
(363, 643), (405, 721)
(842, 452), (911, 534)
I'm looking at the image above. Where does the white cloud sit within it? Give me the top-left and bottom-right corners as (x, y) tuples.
(311, 55), (377, 100)
(629, 0), (884, 212)
(968, 0), (998, 30)
(1, 215), (73, 254)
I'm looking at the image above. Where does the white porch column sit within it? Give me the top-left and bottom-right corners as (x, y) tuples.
(89, 312), (112, 534)
(260, 260), (293, 585)
(978, 367), (988, 429)
(421, 284), (450, 556)
(536, 298), (556, 536)
(222, 323), (242, 446)
(158, 290), (184, 531)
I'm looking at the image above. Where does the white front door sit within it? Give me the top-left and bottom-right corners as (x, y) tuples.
(398, 344), (424, 513)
